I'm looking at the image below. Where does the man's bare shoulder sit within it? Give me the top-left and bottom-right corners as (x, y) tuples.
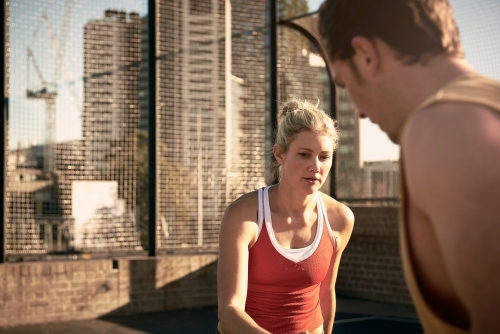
(400, 92), (500, 332)
(402, 101), (500, 152)
(401, 99), (500, 207)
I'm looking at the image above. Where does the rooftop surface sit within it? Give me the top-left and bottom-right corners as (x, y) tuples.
(0, 297), (422, 334)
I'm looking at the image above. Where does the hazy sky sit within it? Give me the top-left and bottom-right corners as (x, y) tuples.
(8, 0), (145, 149)
(8, 0), (500, 162)
(307, 0), (500, 161)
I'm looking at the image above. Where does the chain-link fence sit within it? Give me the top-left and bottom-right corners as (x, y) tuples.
(154, 0), (268, 252)
(5, 0), (271, 260)
(6, 1), (147, 260)
(4, 0), (500, 260)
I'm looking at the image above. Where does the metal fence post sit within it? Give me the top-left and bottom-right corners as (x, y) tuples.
(148, 0), (157, 257)
(329, 78), (337, 199)
(270, 0), (278, 139)
(276, 12), (337, 197)
(1, 0), (9, 263)
(269, 0), (278, 184)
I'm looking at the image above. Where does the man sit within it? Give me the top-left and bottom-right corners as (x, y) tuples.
(317, 1), (500, 333)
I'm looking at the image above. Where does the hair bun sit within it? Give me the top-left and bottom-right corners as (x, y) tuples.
(279, 99), (302, 122)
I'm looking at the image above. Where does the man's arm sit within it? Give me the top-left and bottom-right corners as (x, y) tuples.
(402, 102), (500, 333)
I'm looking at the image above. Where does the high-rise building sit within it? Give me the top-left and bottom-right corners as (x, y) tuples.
(229, 0), (267, 196)
(336, 88), (363, 199)
(154, 0), (268, 249)
(362, 160), (399, 199)
(138, 15), (149, 131)
(80, 10), (142, 251)
(277, 0), (328, 106)
(83, 10), (141, 174)
(155, 0), (225, 249)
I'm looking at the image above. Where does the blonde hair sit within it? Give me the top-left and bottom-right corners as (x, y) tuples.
(268, 98), (340, 183)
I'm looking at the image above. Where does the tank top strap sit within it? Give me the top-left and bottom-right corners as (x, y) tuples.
(397, 73), (487, 143)
(257, 187), (267, 236)
(315, 193), (337, 250)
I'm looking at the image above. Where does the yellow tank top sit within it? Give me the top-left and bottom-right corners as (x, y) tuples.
(398, 74), (500, 334)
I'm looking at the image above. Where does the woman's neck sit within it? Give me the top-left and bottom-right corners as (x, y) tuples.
(270, 182), (317, 218)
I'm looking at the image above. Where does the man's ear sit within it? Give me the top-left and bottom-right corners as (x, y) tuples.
(351, 36), (380, 75)
(273, 144), (285, 164)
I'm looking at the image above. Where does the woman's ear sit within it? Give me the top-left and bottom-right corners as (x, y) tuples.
(273, 144), (285, 164)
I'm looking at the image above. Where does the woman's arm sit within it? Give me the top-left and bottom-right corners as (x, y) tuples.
(319, 197), (355, 334)
(217, 193), (271, 334)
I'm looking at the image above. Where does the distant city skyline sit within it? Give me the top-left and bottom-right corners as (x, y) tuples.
(8, 0), (145, 151)
(8, 0), (500, 162)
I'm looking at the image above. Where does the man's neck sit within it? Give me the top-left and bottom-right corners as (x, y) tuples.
(387, 56), (476, 142)
(397, 56), (476, 114)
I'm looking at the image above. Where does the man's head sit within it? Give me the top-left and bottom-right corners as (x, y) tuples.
(318, 0), (463, 65)
(318, 0), (465, 142)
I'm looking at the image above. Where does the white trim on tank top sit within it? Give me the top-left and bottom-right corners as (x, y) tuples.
(257, 186), (337, 261)
(257, 187), (264, 236)
(257, 186), (327, 263)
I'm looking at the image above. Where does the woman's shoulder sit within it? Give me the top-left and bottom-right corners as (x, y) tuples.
(222, 189), (261, 226)
(226, 189), (260, 214)
(318, 192), (355, 229)
(220, 189), (262, 244)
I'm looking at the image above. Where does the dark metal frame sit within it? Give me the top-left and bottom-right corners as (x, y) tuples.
(270, 1), (338, 197)
(0, 0), (339, 261)
(1, 0), (8, 263)
(279, 13), (338, 197)
(147, 0), (156, 257)
(269, 0), (278, 144)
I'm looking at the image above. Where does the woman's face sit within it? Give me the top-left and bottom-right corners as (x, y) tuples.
(276, 130), (335, 194)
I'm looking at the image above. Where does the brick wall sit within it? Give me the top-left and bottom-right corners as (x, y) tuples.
(336, 205), (413, 305)
(0, 254), (218, 327)
(0, 206), (413, 327)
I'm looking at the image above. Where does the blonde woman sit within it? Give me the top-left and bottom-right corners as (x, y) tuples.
(217, 99), (354, 334)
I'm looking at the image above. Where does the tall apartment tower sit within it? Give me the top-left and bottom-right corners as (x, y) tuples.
(138, 15), (149, 131)
(154, 0), (269, 249)
(83, 10), (141, 174)
(80, 10), (142, 250)
(229, 0), (267, 196)
(156, 0), (226, 248)
(336, 88), (363, 199)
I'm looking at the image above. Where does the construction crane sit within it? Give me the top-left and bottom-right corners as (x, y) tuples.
(26, 0), (74, 175)
(27, 47), (57, 174)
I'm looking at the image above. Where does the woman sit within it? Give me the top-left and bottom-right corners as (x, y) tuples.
(217, 99), (354, 334)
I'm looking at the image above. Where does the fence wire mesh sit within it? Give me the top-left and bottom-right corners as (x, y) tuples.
(5, 0), (270, 258)
(6, 0), (147, 258)
(5, 0), (500, 259)
(155, 0), (267, 252)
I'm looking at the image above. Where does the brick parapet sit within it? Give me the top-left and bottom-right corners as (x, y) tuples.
(0, 206), (414, 327)
(0, 254), (218, 327)
(336, 205), (413, 305)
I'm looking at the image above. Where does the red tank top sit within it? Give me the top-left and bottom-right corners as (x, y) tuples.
(246, 187), (337, 333)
